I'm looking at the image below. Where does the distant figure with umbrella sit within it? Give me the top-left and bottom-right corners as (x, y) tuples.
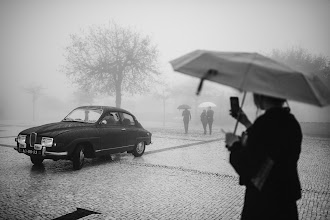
(198, 102), (216, 135)
(206, 107), (214, 135)
(200, 110), (207, 134)
(178, 104), (192, 134)
(182, 108), (191, 134)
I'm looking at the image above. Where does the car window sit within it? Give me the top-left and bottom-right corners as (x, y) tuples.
(101, 112), (120, 125)
(121, 113), (135, 126)
(88, 110), (103, 122)
(63, 108), (103, 123)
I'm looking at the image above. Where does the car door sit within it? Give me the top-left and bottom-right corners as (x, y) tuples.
(120, 113), (138, 149)
(97, 112), (124, 154)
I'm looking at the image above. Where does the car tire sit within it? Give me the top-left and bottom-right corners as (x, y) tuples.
(72, 145), (85, 170)
(30, 155), (44, 166)
(132, 141), (145, 157)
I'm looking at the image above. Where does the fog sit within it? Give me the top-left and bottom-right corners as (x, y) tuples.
(0, 0), (329, 127)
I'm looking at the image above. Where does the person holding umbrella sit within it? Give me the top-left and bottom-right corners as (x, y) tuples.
(224, 93), (302, 220)
(200, 109), (207, 134)
(206, 106), (214, 135)
(171, 49), (330, 220)
(182, 108), (191, 134)
(198, 102), (216, 135)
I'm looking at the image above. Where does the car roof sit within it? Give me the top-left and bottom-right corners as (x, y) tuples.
(76, 106), (134, 115)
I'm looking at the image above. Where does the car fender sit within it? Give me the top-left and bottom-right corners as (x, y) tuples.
(136, 136), (151, 145)
(66, 137), (100, 156)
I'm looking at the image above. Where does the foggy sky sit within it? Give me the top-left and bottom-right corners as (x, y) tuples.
(0, 0), (329, 123)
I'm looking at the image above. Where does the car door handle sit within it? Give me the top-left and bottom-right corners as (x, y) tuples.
(121, 128), (126, 131)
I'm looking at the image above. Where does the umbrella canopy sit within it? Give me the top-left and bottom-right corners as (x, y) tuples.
(198, 102), (216, 108)
(177, 104), (191, 109)
(170, 50), (330, 107)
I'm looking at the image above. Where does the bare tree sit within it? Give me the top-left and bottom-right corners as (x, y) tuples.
(61, 21), (160, 107)
(269, 47), (330, 86)
(24, 85), (44, 121)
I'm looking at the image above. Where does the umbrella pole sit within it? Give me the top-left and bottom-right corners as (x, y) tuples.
(233, 91), (247, 135)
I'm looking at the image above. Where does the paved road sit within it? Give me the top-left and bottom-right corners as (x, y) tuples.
(0, 123), (329, 219)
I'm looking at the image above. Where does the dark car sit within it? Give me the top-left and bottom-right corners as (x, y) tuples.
(14, 106), (152, 170)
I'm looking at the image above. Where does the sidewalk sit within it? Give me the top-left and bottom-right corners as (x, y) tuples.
(0, 121), (329, 219)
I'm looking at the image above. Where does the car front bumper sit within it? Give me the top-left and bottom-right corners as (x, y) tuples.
(15, 143), (68, 159)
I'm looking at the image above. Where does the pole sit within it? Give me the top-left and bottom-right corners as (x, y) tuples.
(233, 91), (247, 135)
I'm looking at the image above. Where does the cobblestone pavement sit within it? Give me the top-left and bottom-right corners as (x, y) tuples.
(0, 123), (329, 219)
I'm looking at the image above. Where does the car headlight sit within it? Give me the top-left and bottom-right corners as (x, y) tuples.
(41, 137), (53, 147)
(17, 135), (26, 144)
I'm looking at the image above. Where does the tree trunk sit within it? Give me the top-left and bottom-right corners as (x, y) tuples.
(163, 98), (165, 127)
(115, 81), (122, 108)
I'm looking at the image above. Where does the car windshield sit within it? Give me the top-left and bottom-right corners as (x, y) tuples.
(62, 108), (103, 124)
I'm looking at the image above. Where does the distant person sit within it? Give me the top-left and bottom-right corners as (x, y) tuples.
(206, 107), (214, 134)
(200, 110), (208, 134)
(182, 108), (191, 134)
(224, 93), (302, 220)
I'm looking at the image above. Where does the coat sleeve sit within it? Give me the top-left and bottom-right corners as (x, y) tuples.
(229, 141), (252, 185)
(229, 142), (245, 173)
(229, 121), (267, 186)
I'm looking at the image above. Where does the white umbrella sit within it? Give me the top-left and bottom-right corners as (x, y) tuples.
(198, 102), (216, 108)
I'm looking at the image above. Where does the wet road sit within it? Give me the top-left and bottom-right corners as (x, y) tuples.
(0, 123), (330, 219)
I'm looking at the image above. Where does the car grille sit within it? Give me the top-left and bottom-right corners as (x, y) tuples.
(30, 132), (37, 146)
(25, 133), (42, 148)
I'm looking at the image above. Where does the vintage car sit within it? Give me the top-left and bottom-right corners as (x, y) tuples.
(14, 106), (152, 170)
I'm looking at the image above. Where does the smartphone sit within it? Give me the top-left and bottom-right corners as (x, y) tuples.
(230, 96), (240, 117)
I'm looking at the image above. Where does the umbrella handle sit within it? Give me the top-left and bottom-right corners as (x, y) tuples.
(196, 78), (205, 95)
(233, 91), (247, 135)
(196, 69), (218, 95)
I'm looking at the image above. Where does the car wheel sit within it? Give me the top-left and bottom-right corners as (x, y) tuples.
(30, 155), (44, 166)
(72, 145), (85, 170)
(132, 141), (145, 157)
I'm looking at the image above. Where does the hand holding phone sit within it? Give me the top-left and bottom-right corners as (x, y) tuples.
(230, 96), (240, 118)
(229, 97), (253, 129)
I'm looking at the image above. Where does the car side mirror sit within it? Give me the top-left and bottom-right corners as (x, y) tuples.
(100, 120), (107, 125)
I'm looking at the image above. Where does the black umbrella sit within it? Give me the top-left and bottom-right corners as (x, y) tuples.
(177, 104), (191, 110)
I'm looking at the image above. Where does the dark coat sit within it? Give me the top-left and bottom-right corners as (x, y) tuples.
(229, 107), (302, 220)
(200, 112), (207, 124)
(206, 109), (214, 122)
(182, 109), (191, 122)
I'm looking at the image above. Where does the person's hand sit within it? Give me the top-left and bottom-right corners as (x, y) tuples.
(224, 132), (240, 149)
(229, 107), (244, 119)
(229, 108), (252, 129)
(222, 129), (240, 149)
